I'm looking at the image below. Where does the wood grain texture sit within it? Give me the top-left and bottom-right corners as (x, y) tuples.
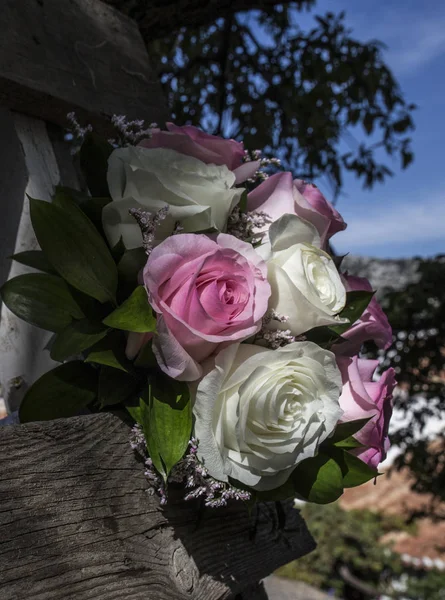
(0, 0), (168, 132)
(0, 113), (77, 413)
(0, 413), (315, 600)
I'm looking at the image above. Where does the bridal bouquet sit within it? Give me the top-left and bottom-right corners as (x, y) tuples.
(1, 119), (395, 506)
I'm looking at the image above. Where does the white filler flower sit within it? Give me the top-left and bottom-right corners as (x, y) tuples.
(259, 213), (347, 335)
(102, 147), (243, 249)
(193, 341), (343, 491)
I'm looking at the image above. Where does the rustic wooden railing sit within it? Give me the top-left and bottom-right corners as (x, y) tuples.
(0, 2), (316, 598)
(0, 413), (315, 599)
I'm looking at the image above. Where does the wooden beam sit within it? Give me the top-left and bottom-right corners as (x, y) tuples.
(0, 0), (168, 133)
(0, 413), (315, 599)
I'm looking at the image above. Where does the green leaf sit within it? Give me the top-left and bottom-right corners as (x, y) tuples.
(98, 366), (141, 408)
(149, 381), (192, 478)
(134, 339), (157, 368)
(239, 189), (248, 213)
(139, 392), (166, 479)
(292, 453), (344, 504)
(126, 404), (142, 424)
(85, 331), (131, 372)
(19, 361), (98, 422)
(117, 247), (147, 287)
(305, 325), (342, 348)
(9, 250), (55, 274)
(79, 133), (113, 197)
(30, 197), (118, 304)
(50, 320), (109, 362)
(103, 286), (156, 333)
(326, 417), (371, 445)
(256, 477), (297, 502)
(0, 273), (84, 332)
(339, 450), (379, 488)
(53, 186), (110, 234)
(329, 290), (375, 335)
(333, 436), (365, 449)
(111, 237), (126, 263)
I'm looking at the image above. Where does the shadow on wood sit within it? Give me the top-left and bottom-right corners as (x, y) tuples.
(0, 413), (315, 599)
(0, 0), (168, 133)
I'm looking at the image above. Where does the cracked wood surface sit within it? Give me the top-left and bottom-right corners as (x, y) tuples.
(0, 412), (315, 599)
(0, 0), (168, 132)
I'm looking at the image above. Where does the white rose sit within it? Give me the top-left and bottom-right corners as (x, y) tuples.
(193, 341), (343, 491)
(102, 147), (243, 249)
(259, 214), (347, 336)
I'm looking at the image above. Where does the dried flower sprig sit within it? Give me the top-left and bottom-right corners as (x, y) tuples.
(128, 206), (169, 256)
(108, 115), (156, 146)
(227, 206), (270, 245)
(243, 149), (282, 183)
(255, 310), (306, 349)
(130, 425), (251, 508)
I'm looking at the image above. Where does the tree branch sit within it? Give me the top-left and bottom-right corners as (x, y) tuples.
(104, 1), (314, 40)
(215, 14), (233, 136)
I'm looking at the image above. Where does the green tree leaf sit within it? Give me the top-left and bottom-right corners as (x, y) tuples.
(79, 133), (113, 197)
(19, 361), (98, 422)
(30, 197), (118, 304)
(293, 453), (344, 504)
(103, 286), (156, 332)
(9, 250), (55, 274)
(0, 273), (84, 332)
(50, 320), (109, 362)
(330, 290), (374, 335)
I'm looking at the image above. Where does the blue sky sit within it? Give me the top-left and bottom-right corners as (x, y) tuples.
(281, 0), (445, 258)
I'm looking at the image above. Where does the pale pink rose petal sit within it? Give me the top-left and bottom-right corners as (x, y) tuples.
(233, 160), (261, 184)
(337, 355), (396, 469)
(334, 274), (393, 356)
(153, 316), (203, 381)
(144, 233), (271, 380)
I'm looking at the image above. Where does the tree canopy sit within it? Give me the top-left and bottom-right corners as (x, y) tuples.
(137, 2), (416, 195)
(371, 256), (445, 515)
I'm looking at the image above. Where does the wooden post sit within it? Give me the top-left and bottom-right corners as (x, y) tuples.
(0, 0), (168, 412)
(0, 413), (315, 599)
(0, 2), (316, 597)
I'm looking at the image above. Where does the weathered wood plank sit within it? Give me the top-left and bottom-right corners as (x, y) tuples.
(0, 112), (76, 413)
(0, 413), (315, 600)
(0, 0), (167, 132)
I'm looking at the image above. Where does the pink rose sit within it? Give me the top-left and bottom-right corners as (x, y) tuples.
(140, 123), (259, 183)
(334, 274), (393, 356)
(143, 233), (271, 381)
(247, 173), (346, 245)
(337, 356), (396, 469)
(294, 179), (346, 241)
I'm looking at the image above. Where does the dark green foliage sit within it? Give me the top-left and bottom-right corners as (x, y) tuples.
(277, 502), (445, 599)
(19, 361), (98, 422)
(276, 502), (403, 598)
(148, 4), (415, 194)
(367, 256), (445, 514)
(0, 273), (84, 332)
